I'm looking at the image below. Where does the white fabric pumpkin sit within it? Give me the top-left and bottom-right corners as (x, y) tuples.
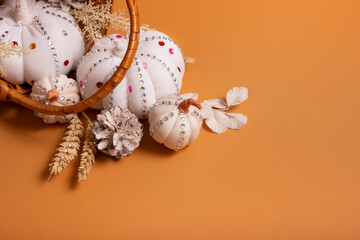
(0, 0), (85, 85)
(30, 74), (80, 123)
(149, 94), (203, 151)
(149, 87), (249, 151)
(76, 31), (185, 119)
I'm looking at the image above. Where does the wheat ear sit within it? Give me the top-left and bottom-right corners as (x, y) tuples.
(78, 112), (97, 182)
(48, 114), (84, 179)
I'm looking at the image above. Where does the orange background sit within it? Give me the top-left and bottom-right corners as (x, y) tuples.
(1, 0), (360, 239)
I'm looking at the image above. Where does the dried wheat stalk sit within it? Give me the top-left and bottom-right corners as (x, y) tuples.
(48, 114), (84, 179)
(78, 112), (96, 182)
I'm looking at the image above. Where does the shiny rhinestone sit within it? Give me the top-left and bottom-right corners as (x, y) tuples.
(41, 88), (46, 93)
(179, 138), (184, 142)
(138, 74), (142, 78)
(66, 99), (71, 104)
(169, 112), (174, 117)
(139, 80), (144, 85)
(180, 131), (185, 136)
(180, 110), (184, 115)
(180, 124), (185, 129)
(60, 96), (65, 101)
(163, 116), (169, 121)
(53, 85), (58, 89)
(180, 117), (185, 122)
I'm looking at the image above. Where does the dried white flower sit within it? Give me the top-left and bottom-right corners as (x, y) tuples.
(48, 0), (86, 12)
(92, 107), (143, 159)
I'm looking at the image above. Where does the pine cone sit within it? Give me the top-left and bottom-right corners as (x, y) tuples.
(92, 107), (143, 159)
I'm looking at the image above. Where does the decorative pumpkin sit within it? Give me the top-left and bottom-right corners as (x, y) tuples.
(76, 30), (185, 119)
(149, 87), (249, 151)
(30, 74), (81, 123)
(0, 0), (85, 85)
(149, 93), (203, 151)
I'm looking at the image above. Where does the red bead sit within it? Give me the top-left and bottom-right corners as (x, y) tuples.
(128, 86), (132, 93)
(64, 60), (69, 66)
(79, 81), (83, 88)
(177, 67), (181, 72)
(158, 41), (165, 46)
(31, 80), (35, 85)
(96, 82), (103, 88)
(12, 41), (18, 46)
(116, 35), (122, 38)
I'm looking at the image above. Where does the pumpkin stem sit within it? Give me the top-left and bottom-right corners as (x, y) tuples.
(15, 0), (30, 25)
(46, 89), (59, 102)
(177, 99), (202, 114)
(113, 41), (127, 58)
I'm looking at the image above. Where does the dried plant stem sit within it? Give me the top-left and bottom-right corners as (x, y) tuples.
(71, 1), (153, 42)
(48, 114), (84, 179)
(78, 112), (96, 182)
(184, 56), (195, 64)
(0, 41), (30, 78)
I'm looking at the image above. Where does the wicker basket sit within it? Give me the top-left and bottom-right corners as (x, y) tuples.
(0, 0), (140, 115)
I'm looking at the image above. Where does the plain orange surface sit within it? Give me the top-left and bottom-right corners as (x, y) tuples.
(1, 0), (360, 239)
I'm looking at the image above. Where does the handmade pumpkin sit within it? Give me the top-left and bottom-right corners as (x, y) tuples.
(149, 94), (203, 151)
(0, 0), (85, 85)
(149, 87), (249, 151)
(30, 74), (81, 123)
(76, 30), (185, 119)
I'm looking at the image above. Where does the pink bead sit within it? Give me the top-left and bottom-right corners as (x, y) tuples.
(116, 35), (122, 38)
(169, 48), (174, 54)
(142, 62), (148, 69)
(79, 81), (83, 87)
(128, 86), (132, 93)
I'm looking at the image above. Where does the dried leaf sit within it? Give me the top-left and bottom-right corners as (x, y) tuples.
(225, 112), (247, 129)
(205, 110), (229, 134)
(226, 87), (248, 107)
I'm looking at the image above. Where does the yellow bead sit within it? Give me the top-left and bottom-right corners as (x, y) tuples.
(29, 43), (36, 50)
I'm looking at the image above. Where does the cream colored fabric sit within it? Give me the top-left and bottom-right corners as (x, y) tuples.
(0, 0), (85, 85)
(77, 31), (185, 119)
